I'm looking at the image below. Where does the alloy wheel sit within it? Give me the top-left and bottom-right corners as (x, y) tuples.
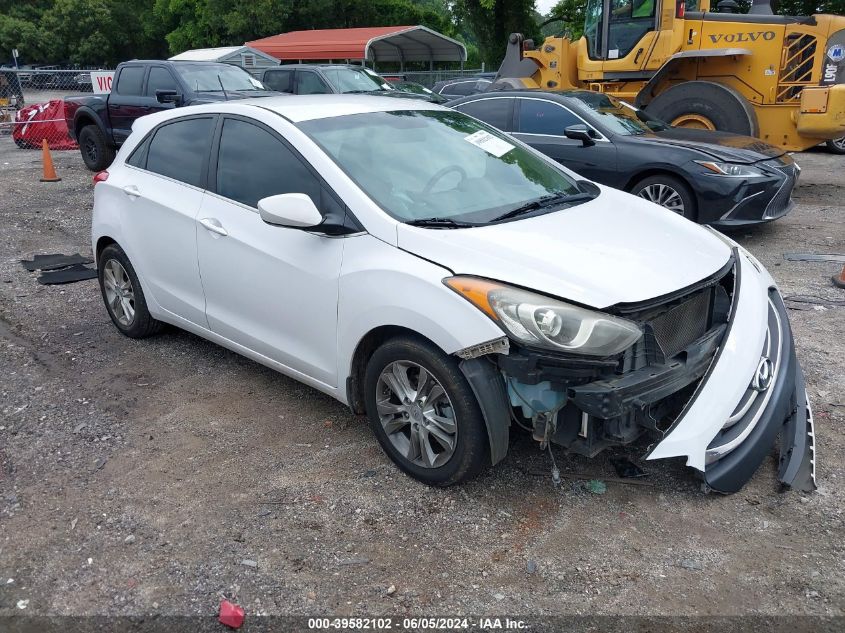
(637, 183), (686, 215)
(102, 259), (135, 326)
(832, 137), (845, 151)
(376, 360), (457, 469)
(84, 138), (98, 164)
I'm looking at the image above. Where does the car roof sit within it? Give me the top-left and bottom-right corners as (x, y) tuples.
(276, 64), (369, 70)
(189, 94), (446, 123)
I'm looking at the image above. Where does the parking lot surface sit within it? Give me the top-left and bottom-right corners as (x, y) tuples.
(0, 137), (843, 619)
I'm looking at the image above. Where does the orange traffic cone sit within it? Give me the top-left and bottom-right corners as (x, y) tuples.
(40, 139), (61, 183)
(833, 264), (845, 289)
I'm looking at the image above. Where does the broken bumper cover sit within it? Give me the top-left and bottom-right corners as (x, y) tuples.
(703, 293), (816, 493)
(647, 252), (816, 493)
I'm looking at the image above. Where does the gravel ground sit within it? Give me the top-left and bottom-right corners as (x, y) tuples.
(0, 137), (843, 626)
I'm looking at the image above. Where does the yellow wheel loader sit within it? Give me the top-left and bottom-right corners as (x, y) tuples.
(493, 0), (845, 152)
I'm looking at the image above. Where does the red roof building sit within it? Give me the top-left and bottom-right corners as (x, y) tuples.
(247, 26), (467, 69)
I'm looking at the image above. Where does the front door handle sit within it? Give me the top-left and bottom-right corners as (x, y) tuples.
(199, 217), (228, 236)
(122, 185), (140, 198)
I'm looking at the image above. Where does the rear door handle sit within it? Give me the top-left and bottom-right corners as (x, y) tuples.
(122, 185), (140, 198)
(199, 217), (228, 236)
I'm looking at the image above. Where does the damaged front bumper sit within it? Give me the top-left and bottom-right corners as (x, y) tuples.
(461, 249), (816, 493)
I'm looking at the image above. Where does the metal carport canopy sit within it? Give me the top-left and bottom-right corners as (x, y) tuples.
(247, 26), (467, 66)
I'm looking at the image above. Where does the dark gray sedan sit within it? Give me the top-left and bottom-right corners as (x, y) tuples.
(448, 90), (799, 227)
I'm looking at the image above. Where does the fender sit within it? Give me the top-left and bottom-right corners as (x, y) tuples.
(635, 48), (752, 108)
(72, 103), (111, 142)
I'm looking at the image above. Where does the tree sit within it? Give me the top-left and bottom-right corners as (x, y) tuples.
(452, 0), (540, 66)
(546, 0), (586, 40)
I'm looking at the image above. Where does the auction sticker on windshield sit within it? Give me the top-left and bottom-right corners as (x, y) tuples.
(464, 130), (514, 157)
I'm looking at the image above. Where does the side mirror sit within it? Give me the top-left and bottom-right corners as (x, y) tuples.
(564, 124), (596, 147)
(155, 89), (181, 105)
(258, 193), (323, 229)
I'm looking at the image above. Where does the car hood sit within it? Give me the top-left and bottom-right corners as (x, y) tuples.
(397, 186), (732, 309)
(630, 128), (786, 163)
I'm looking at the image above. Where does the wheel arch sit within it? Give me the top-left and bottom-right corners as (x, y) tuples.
(346, 324), (510, 467)
(346, 325), (429, 415)
(74, 107), (108, 140)
(625, 168), (700, 220)
(624, 167), (693, 194)
(635, 49), (752, 108)
(95, 235), (118, 264)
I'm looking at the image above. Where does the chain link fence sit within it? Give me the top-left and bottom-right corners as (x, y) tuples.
(0, 66), (489, 154)
(385, 68), (488, 88)
(1, 69), (111, 152)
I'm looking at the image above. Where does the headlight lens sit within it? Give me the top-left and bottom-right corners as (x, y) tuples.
(696, 161), (765, 178)
(445, 277), (642, 356)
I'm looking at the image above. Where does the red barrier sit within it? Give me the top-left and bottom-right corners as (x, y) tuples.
(13, 100), (77, 150)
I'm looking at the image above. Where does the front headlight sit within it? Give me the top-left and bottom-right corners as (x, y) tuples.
(696, 161), (765, 178)
(444, 277), (642, 356)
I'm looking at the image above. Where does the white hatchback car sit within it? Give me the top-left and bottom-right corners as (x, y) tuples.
(91, 96), (815, 493)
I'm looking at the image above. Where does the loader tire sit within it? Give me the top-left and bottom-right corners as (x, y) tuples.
(646, 81), (759, 137)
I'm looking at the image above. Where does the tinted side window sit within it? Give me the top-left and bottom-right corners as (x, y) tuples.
(146, 117), (214, 187)
(146, 67), (178, 96)
(126, 135), (151, 168)
(115, 66), (144, 96)
(263, 69), (293, 93)
(456, 99), (512, 131)
(216, 118), (321, 209)
(445, 81), (475, 96)
(297, 71), (330, 95)
(518, 100), (582, 135)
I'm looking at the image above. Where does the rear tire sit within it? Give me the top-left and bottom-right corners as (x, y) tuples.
(630, 174), (697, 220)
(78, 125), (115, 172)
(364, 335), (489, 486)
(825, 137), (845, 154)
(98, 244), (164, 339)
(646, 81), (759, 137)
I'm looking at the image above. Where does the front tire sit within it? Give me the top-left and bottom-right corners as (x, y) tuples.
(630, 174), (697, 220)
(78, 125), (115, 172)
(364, 335), (489, 486)
(825, 137), (845, 154)
(98, 244), (163, 338)
(646, 81), (759, 137)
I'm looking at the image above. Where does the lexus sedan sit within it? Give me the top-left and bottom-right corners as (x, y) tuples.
(449, 90), (799, 227)
(91, 96), (815, 494)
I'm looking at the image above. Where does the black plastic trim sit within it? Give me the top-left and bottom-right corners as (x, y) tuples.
(459, 358), (511, 466)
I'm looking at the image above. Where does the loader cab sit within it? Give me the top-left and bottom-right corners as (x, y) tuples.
(582, 0), (701, 73)
(584, 0), (663, 61)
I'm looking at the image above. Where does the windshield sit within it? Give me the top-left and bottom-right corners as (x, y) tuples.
(568, 92), (668, 135)
(322, 67), (391, 93)
(298, 110), (583, 225)
(174, 64), (267, 92)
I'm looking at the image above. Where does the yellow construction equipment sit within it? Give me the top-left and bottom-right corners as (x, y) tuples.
(493, 0), (845, 152)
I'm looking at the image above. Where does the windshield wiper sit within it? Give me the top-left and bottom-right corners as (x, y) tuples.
(405, 217), (477, 229)
(491, 191), (596, 223)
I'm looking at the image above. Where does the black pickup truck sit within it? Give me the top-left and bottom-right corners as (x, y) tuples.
(65, 60), (278, 170)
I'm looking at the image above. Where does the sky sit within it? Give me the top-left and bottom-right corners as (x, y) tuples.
(536, 0), (558, 15)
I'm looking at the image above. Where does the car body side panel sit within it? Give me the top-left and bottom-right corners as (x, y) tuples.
(336, 234), (505, 402)
(647, 251), (772, 471)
